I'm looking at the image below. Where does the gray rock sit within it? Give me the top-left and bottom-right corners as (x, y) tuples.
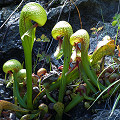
(0, 0), (21, 6)
(90, 21), (118, 52)
(9, 113), (16, 120)
(92, 109), (120, 120)
(0, 0), (119, 76)
(47, 0), (88, 20)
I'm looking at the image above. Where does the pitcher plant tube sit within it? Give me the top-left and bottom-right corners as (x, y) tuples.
(70, 29), (106, 90)
(2, 59), (27, 108)
(19, 2), (47, 109)
(52, 21), (73, 102)
(64, 32), (115, 112)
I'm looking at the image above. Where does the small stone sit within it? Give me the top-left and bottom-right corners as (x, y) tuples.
(64, 96), (69, 102)
(104, 72), (110, 78)
(66, 90), (72, 95)
(9, 113), (16, 120)
(48, 103), (54, 110)
(39, 103), (48, 113)
(109, 73), (119, 82)
(84, 102), (90, 109)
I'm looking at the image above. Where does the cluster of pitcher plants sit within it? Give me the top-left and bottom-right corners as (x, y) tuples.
(0, 2), (120, 120)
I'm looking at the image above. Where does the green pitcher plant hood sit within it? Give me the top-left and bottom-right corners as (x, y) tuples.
(3, 59), (22, 73)
(70, 29), (89, 52)
(52, 21), (73, 40)
(19, 2), (47, 31)
(19, 2), (47, 51)
(16, 69), (26, 83)
(52, 21), (73, 58)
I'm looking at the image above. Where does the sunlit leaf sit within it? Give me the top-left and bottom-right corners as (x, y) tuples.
(90, 26), (103, 35)
(92, 31), (96, 35)
(36, 38), (41, 41)
(90, 27), (96, 31)
(112, 13), (120, 27)
(91, 35), (115, 65)
(97, 26), (103, 32)
(112, 21), (118, 26)
(36, 34), (50, 42)
(118, 26), (120, 30)
(113, 16), (116, 20)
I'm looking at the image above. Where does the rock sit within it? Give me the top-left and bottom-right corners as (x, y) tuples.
(41, 70), (60, 84)
(0, 0), (119, 76)
(64, 102), (93, 120)
(47, 0), (88, 20)
(9, 113), (16, 120)
(0, 0), (21, 7)
(90, 21), (118, 52)
(0, 82), (13, 100)
(92, 109), (120, 120)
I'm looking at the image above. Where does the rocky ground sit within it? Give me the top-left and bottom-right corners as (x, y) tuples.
(0, 0), (120, 120)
